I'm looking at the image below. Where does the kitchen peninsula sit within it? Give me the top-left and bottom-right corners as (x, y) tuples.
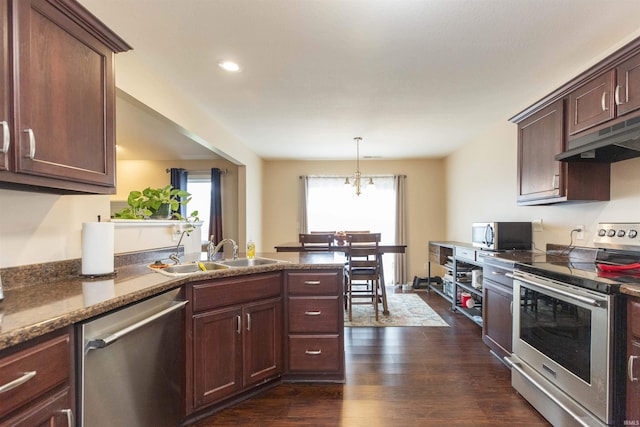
(0, 250), (346, 425)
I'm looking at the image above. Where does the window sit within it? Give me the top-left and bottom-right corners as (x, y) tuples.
(306, 176), (397, 282)
(187, 173), (211, 242)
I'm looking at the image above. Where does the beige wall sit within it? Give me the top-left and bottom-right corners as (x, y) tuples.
(445, 121), (640, 248)
(262, 159), (446, 281)
(114, 159), (240, 244)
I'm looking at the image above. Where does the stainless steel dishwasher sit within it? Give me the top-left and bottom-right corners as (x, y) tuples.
(77, 288), (187, 427)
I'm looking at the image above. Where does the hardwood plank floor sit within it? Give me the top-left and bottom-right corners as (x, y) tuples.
(191, 288), (550, 426)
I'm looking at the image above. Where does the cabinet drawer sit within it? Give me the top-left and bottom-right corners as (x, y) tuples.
(0, 332), (71, 419)
(482, 261), (514, 288)
(455, 247), (476, 262)
(288, 336), (341, 372)
(192, 272), (282, 312)
(288, 297), (339, 333)
(287, 272), (340, 296)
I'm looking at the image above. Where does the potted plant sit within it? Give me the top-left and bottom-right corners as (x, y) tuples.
(113, 185), (197, 221)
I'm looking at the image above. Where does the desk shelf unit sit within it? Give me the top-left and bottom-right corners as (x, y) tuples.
(428, 242), (484, 326)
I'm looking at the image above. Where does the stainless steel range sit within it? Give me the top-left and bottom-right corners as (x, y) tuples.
(506, 223), (640, 427)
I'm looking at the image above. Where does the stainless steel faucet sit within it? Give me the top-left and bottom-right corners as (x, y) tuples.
(209, 238), (239, 261)
(170, 230), (190, 264)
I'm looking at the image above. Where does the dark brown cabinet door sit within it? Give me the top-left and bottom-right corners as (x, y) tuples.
(243, 299), (282, 387)
(627, 298), (640, 424)
(4, 387), (73, 427)
(517, 100), (564, 203)
(193, 306), (243, 407)
(0, 0), (9, 172)
(482, 279), (512, 360)
(568, 70), (615, 135)
(616, 53), (640, 117)
(11, 0), (116, 189)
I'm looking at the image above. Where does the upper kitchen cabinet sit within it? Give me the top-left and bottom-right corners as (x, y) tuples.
(615, 52), (640, 117)
(0, 0), (131, 194)
(568, 52), (640, 136)
(516, 99), (610, 205)
(568, 70), (615, 135)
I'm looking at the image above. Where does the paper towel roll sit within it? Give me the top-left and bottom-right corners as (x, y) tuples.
(82, 221), (114, 275)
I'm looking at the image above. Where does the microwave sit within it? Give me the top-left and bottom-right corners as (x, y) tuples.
(472, 222), (532, 251)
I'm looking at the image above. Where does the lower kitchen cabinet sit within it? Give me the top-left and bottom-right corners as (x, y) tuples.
(0, 327), (74, 426)
(482, 258), (514, 362)
(626, 296), (640, 424)
(284, 270), (345, 382)
(184, 272), (283, 415)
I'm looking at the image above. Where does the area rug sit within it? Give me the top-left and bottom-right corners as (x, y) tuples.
(344, 292), (449, 327)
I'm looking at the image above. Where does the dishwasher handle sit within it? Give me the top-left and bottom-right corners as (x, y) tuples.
(86, 300), (188, 351)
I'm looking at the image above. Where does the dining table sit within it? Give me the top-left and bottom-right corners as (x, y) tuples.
(274, 242), (407, 315)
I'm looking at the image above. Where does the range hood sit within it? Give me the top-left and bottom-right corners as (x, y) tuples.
(555, 116), (640, 162)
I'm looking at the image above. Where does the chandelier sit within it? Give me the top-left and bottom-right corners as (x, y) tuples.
(344, 137), (374, 196)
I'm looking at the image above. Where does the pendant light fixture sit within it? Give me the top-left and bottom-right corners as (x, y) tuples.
(344, 137), (373, 196)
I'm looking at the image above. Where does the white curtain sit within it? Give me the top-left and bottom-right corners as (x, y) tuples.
(299, 176), (309, 234)
(394, 175), (407, 285)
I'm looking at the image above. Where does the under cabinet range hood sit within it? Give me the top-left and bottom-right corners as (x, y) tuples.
(555, 116), (640, 162)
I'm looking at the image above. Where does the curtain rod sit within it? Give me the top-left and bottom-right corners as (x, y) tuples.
(166, 168), (228, 174)
(299, 174), (405, 178)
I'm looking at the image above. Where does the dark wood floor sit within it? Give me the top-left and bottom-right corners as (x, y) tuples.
(192, 288), (550, 426)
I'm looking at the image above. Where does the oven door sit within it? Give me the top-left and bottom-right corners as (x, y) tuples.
(509, 271), (613, 426)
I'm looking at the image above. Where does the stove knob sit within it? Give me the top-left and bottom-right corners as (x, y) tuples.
(598, 228), (607, 237)
(608, 229), (617, 237)
(618, 230), (626, 237)
(630, 230), (638, 239)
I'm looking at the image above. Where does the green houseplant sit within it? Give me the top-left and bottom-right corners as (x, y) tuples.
(113, 185), (197, 221)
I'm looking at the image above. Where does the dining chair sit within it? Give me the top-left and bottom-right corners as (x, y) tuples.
(345, 233), (382, 321)
(299, 233), (334, 250)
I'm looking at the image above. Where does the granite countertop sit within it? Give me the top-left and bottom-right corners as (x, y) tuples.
(0, 251), (346, 351)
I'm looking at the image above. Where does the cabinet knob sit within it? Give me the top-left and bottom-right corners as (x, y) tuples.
(23, 128), (35, 159)
(601, 91), (609, 112)
(58, 409), (74, 427)
(615, 84), (624, 106)
(0, 121), (9, 154)
(304, 310), (322, 316)
(0, 370), (37, 393)
(629, 355), (639, 382)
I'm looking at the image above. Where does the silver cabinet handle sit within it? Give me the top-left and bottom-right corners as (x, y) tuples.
(86, 301), (188, 350)
(491, 271), (505, 276)
(305, 350), (322, 355)
(246, 313), (251, 331)
(23, 128), (35, 159)
(615, 84), (623, 105)
(304, 310), (322, 316)
(601, 91), (608, 111)
(236, 315), (241, 334)
(0, 121), (9, 153)
(0, 371), (36, 393)
(629, 355), (639, 382)
(58, 409), (74, 427)
(304, 280), (321, 285)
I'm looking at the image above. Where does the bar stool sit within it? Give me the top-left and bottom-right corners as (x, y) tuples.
(345, 233), (382, 321)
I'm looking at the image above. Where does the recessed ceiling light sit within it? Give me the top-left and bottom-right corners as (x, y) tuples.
(218, 61), (241, 72)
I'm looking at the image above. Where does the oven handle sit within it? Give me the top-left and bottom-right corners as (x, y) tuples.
(504, 356), (591, 427)
(507, 273), (601, 307)
(86, 300), (188, 351)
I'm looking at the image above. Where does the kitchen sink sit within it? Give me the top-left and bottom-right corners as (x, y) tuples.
(151, 261), (230, 276)
(215, 257), (284, 267)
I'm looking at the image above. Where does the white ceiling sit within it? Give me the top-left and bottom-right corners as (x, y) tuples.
(80, 0), (640, 161)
